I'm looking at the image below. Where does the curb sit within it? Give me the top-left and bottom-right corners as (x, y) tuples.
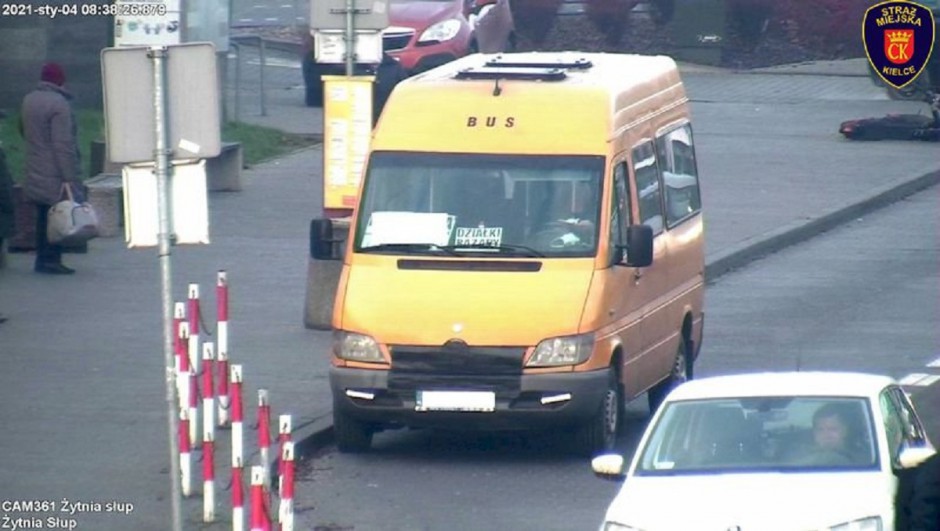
(288, 169), (940, 458)
(265, 414), (333, 485)
(736, 69), (870, 78)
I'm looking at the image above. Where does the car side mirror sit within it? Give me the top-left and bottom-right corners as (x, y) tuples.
(591, 454), (627, 482)
(309, 218), (342, 261)
(896, 444), (936, 470)
(625, 225), (653, 267)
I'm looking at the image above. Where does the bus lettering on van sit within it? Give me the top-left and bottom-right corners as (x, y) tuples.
(466, 116), (515, 128)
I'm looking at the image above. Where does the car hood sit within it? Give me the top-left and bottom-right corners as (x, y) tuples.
(389, 0), (461, 27)
(603, 472), (891, 530)
(340, 260), (593, 346)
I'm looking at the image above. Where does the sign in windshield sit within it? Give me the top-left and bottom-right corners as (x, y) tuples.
(354, 152), (606, 258)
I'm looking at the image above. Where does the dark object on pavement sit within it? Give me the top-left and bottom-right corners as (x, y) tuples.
(840, 92), (940, 142)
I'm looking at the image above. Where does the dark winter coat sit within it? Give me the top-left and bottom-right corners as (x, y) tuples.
(0, 145), (14, 238)
(909, 452), (940, 531)
(20, 81), (81, 205)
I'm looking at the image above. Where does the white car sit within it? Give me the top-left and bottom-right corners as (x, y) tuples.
(592, 371), (936, 531)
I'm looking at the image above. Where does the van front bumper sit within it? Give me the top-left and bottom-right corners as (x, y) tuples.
(330, 366), (610, 431)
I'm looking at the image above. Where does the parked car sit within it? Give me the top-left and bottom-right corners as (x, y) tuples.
(303, 0), (515, 108)
(591, 371), (936, 531)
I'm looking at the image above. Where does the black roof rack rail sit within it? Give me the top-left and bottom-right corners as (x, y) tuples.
(454, 66), (567, 81)
(483, 56), (593, 70)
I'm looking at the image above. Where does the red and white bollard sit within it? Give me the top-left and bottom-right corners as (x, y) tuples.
(173, 302), (186, 404)
(249, 466), (271, 531)
(187, 283), (201, 443)
(186, 324), (199, 449)
(277, 415), (292, 497)
(177, 322), (193, 499)
(187, 283), (201, 370)
(232, 460), (245, 531)
(216, 271), (231, 428)
(202, 343), (216, 522)
(179, 408), (192, 497)
(177, 321), (190, 413)
(278, 442), (295, 531)
(257, 390), (272, 493)
(231, 364), (245, 531)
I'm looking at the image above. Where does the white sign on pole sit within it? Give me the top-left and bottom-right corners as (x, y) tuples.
(114, 0), (182, 47)
(311, 0), (389, 30)
(123, 160), (210, 248)
(314, 30), (384, 64)
(101, 43), (221, 164)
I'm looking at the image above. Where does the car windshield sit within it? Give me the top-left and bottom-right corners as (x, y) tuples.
(353, 152), (605, 258)
(635, 396), (879, 475)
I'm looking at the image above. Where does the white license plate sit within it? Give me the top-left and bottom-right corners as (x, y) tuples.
(415, 390), (495, 412)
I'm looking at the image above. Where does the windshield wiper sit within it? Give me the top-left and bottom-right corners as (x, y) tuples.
(440, 243), (544, 257)
(359, 243), (459, 256)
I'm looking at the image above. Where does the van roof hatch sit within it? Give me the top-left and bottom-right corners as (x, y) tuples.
(483, 56), (593, 70)
(454, 67), (567, 81)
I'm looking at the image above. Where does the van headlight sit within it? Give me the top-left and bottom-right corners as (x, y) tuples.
(527, 333), (594, 367)
(418, 19), (462, 43)
(333, 331), (384, 363)
(827, 516), (882, 531)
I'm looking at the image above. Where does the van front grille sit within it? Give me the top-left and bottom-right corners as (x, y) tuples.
(390, 346), (525, 375)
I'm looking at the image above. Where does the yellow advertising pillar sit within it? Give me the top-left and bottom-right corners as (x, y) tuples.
(321, 75), (374, 218)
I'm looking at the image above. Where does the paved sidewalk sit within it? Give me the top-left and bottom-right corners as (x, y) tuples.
(1, 59), (938, 529)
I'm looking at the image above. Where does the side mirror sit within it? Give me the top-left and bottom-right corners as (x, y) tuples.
(591, 454), (627, 482)
(625, 225), (653, 267)
(309, 218), (340, 261)
(897, 444), (936, 469)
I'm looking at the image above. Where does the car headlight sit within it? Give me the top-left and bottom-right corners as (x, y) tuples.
(526, 333), (594, 367)
(828, 516), (883, 531)
(418, 19), (462, 43)
(333, 331), (384, 363)
(603, 523), (643, 531)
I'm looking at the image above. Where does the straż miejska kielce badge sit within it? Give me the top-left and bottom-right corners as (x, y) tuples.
(864, 1), (936, 89)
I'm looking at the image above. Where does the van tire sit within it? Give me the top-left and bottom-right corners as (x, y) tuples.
(573, 368), (620, 456)
(334, 409), (373, 453)
(647, 337), (690, 415)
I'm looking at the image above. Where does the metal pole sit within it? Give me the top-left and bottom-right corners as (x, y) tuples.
(259, 36), (267, 116)
(345, 0), (355, 76)
(150, 44), (183, 531)
(233, 42), (241, 123)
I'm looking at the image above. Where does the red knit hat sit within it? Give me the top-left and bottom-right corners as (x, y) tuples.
(40, 62), (66, 86)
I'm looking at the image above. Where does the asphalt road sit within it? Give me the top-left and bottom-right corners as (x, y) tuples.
(291, 185), (940, 531)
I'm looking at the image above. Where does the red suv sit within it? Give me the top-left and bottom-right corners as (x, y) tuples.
(303, 0), (515, 107)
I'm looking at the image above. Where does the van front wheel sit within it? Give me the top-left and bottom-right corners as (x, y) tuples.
(573, 368), (620, 456)
(333, 408), (374, 453)
(647, 338), (690, 415)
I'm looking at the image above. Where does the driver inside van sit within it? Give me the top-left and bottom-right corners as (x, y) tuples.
(533, 180), (598, 248)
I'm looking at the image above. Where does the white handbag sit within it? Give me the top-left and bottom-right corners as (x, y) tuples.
(47, 183), (100, 246)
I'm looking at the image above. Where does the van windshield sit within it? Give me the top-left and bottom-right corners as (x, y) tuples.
(354, 152), (605, 258)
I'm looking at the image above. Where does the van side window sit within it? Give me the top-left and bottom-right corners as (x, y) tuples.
(609, 161), (629, 248)
(631, 141), (663, 235)
(655, 123), (702, 227)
